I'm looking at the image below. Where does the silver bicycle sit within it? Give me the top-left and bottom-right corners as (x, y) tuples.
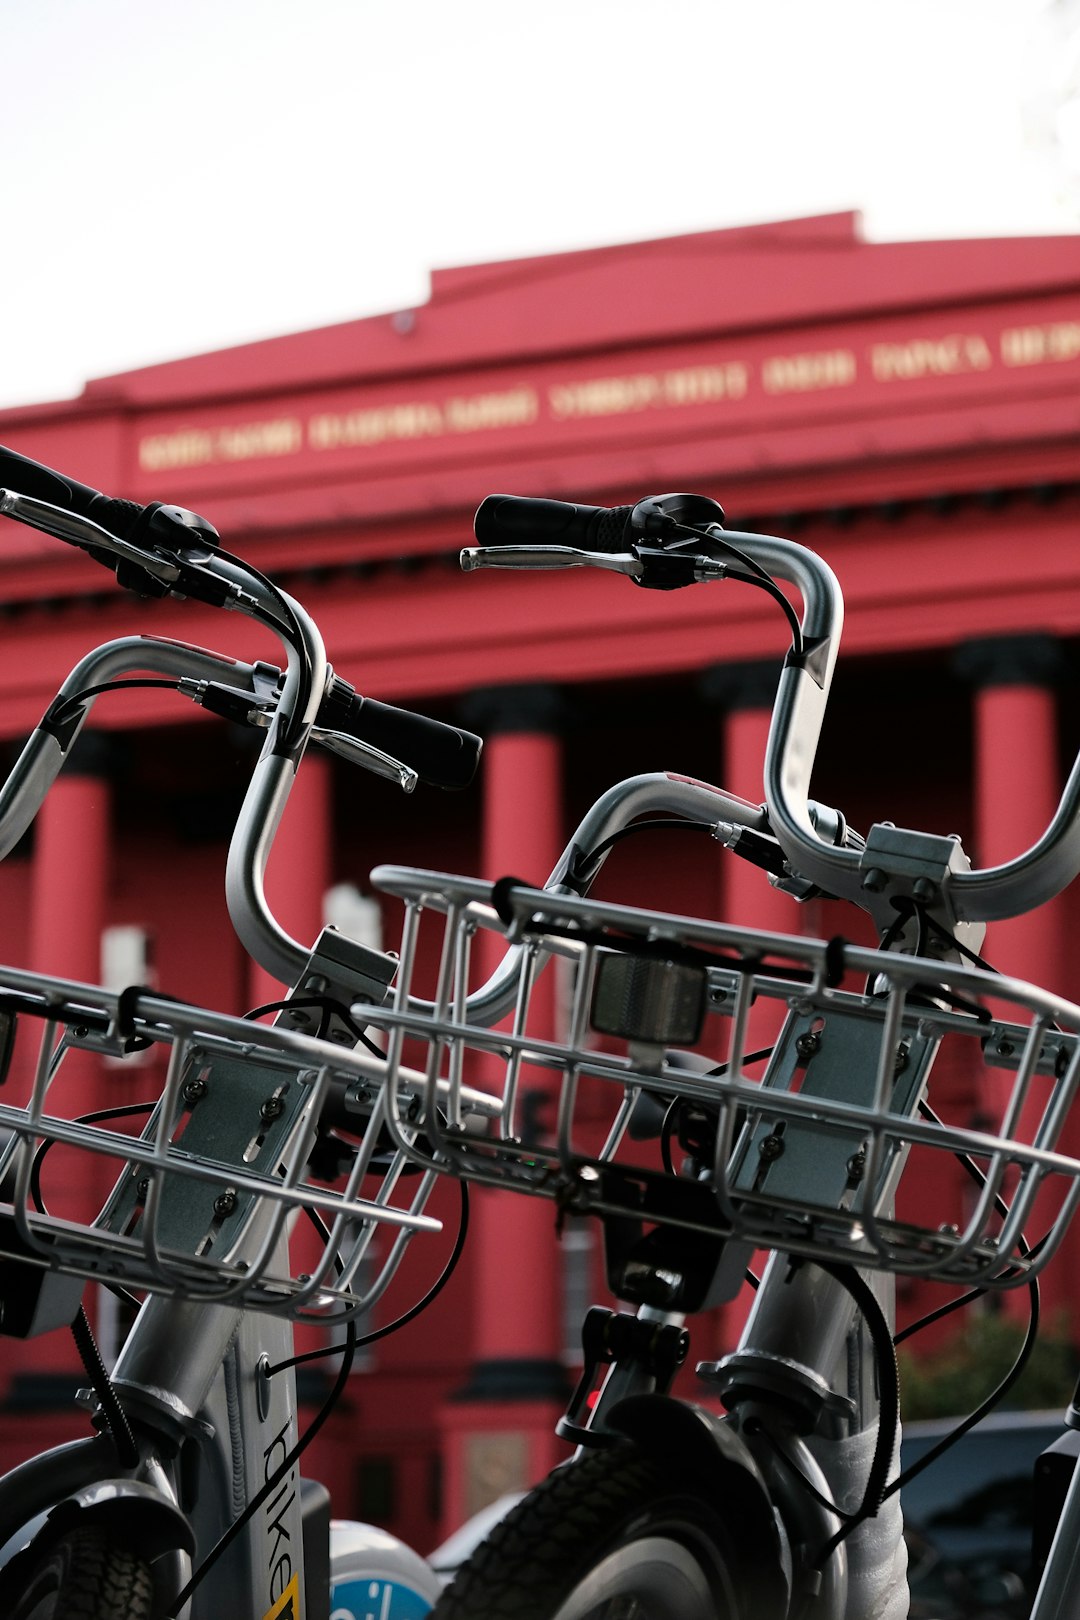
(348, 492), (1080, 1620)
(0, 444), (503, 1619)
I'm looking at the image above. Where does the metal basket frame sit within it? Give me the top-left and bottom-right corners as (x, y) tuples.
(0, 964), (478, 1321)
(367, 866), (1080, 1290)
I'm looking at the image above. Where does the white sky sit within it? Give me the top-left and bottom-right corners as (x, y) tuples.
(3, 0), (1080, 412)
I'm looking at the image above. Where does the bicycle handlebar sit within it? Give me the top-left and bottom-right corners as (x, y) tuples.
(466, 493), (1080, 935)
(0, 444), (480, 987)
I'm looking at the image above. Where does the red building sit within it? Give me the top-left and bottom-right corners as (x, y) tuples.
(2, 210), (1080, 1555)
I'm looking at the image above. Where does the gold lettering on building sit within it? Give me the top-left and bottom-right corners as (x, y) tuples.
(309, 401), (444, 450)
(1000, 320), (1080, 366)
(870, 334), (992, 381)
(139, 429), (216, 472)
(549, 374), (661, 418)
(443, 387), (539, 432)
(761, 348), (857, 394)
(661, 364), (748, 404)
(139, 418), (302, 472)
(549, 362), (746, 420)
(215, 418), (302, 461)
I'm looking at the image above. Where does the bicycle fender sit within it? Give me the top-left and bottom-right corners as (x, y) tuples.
(0, 1476), (194, 1598)
(606, 1393), (790, 1614)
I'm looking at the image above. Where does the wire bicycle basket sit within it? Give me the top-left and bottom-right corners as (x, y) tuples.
(0, 966), (500, 1321)
(367, 865), (1080, 1291)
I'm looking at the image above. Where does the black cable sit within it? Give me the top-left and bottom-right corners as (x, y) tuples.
(658, 1047), (776, 1174)
(49, 677), (184, 727)
(743, 1414), (856, 1521)
(170, 1176), (465, 1605)
(30, 1102), (153, 1311)
(888, 1281), (1040, 1503)
(211, 546), (314, 751)
(880, 1096), (1043, 1499)
(724, 570), (805, 654)
(666, 521), (804, 655)
(266, 1180), (471, 1373)
(195, 545), (297, 646)
(243, 995), (385, 1061)
(893, 1096), (1043, 1346)
(70, 1304), (140, 1469)
(922, 911), (1003, 976)
(811, 1261), (900, 1566)
(167, 1319), (356, 1613)
(660, 1097), (680, 1177)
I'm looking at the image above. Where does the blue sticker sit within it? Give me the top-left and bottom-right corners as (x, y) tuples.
(329, 1577), (433, 1620)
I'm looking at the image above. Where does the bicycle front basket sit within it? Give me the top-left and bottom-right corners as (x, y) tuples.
(0, 967), (490, 1320)
(365, 865), (1080, 1291)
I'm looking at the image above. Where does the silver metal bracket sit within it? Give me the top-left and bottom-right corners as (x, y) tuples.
(281, 926), (398, 1047)
(858, 823), (987, 957)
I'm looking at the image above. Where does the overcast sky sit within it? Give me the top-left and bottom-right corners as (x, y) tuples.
(3, 0), (1079, 412)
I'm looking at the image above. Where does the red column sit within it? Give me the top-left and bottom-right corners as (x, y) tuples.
(956, 636), (1074, 1322)
(439, 686), (571, 1538)
(247, 751), (333, 1009)
(24, 738), (112, 1378)
(956, 637), (1064, 994)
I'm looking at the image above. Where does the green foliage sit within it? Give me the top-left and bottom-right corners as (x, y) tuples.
(899, 1309), (1076, 1421)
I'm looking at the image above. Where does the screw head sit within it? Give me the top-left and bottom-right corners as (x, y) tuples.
(213, 1189), (238, 1218)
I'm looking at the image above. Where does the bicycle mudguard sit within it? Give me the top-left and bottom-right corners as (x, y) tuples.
(606, 1393), (790, 1615)
(0, 1458), (194, 1607)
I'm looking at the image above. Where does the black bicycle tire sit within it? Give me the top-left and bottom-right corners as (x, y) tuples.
(431, 1439), (769, 1620)
(11, 1525), (156, 1620)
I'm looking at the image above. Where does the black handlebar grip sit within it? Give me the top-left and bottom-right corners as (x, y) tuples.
(0, 444), (146, 540)
(474, 495), (636, 555)
(319, 678), (482, 791)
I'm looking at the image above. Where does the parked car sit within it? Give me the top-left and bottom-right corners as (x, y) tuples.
(902, 1410), (1066, 1619)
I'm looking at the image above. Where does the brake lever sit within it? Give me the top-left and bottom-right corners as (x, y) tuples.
(460, 538), (731, 591)
(0, 489), (183, 587)
(460, 543), (644, 578)
(308, 726), (419, 793)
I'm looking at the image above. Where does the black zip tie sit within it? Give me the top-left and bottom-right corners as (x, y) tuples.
(824, 936), (847, 988)
(491, 874), (531, 927)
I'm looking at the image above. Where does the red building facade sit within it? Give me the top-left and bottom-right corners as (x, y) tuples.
(2, 211), (1080, 1553)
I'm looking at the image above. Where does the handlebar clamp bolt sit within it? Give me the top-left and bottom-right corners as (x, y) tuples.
(912, 878), (937, 903)
(862, 868), (887, 893)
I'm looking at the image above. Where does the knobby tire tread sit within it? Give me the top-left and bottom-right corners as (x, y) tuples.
(12, 1525), (156, 1620)
(431, 1439), (748, 1620)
